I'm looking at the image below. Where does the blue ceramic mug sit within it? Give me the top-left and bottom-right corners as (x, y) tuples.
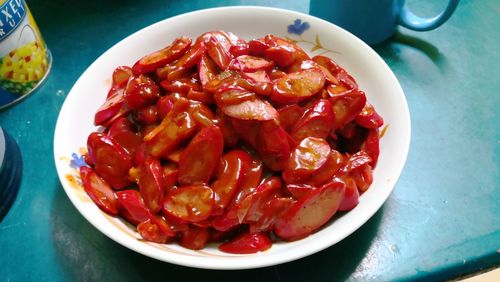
(0, 126), (22, 221)
(309, 0), (460, 44)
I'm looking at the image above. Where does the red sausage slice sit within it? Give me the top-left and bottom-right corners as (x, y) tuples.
(274, 181), (345, 241)
(163, 185), (215, 223)
(79, 166), (118, 215)
(178, 125), (224, 185)
(132, 36), (191, 75)
(87, 132), (132, 189)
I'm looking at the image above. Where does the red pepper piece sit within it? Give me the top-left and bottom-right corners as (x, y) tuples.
(219, 231), (272, 254)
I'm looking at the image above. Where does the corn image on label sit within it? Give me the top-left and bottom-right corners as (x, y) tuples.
(0, 0), (51, 109)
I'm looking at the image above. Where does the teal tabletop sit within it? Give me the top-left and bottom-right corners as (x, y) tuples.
(1, 0), (499, 281)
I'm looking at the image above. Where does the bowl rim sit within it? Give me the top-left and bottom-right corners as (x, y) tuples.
(53, 5), (411, 270)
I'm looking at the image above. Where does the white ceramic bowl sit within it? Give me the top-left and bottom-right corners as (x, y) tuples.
(54, 6), (410, 270)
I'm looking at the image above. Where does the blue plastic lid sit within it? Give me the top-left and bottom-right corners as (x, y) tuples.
(0, 127), (22, 221)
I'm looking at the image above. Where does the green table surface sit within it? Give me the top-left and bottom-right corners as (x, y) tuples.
(1, 0), (499, 281)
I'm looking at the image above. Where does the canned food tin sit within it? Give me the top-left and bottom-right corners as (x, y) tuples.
(0, 0), (51, 110)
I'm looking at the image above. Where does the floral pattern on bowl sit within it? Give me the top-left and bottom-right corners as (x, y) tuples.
(286, 18), (339, 56)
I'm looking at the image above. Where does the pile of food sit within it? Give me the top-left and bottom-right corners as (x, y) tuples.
(79, 31), (384, 254)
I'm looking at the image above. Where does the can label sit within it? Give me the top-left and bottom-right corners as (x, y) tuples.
(0, 0), (51, 109)
(0, 0), (26, 40)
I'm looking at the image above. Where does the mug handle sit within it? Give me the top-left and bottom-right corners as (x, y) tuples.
(398, 0), (460, 31)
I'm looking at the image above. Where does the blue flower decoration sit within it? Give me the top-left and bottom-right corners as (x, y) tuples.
(288, 19), (310, 35)
(70, 153), (87, 169)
